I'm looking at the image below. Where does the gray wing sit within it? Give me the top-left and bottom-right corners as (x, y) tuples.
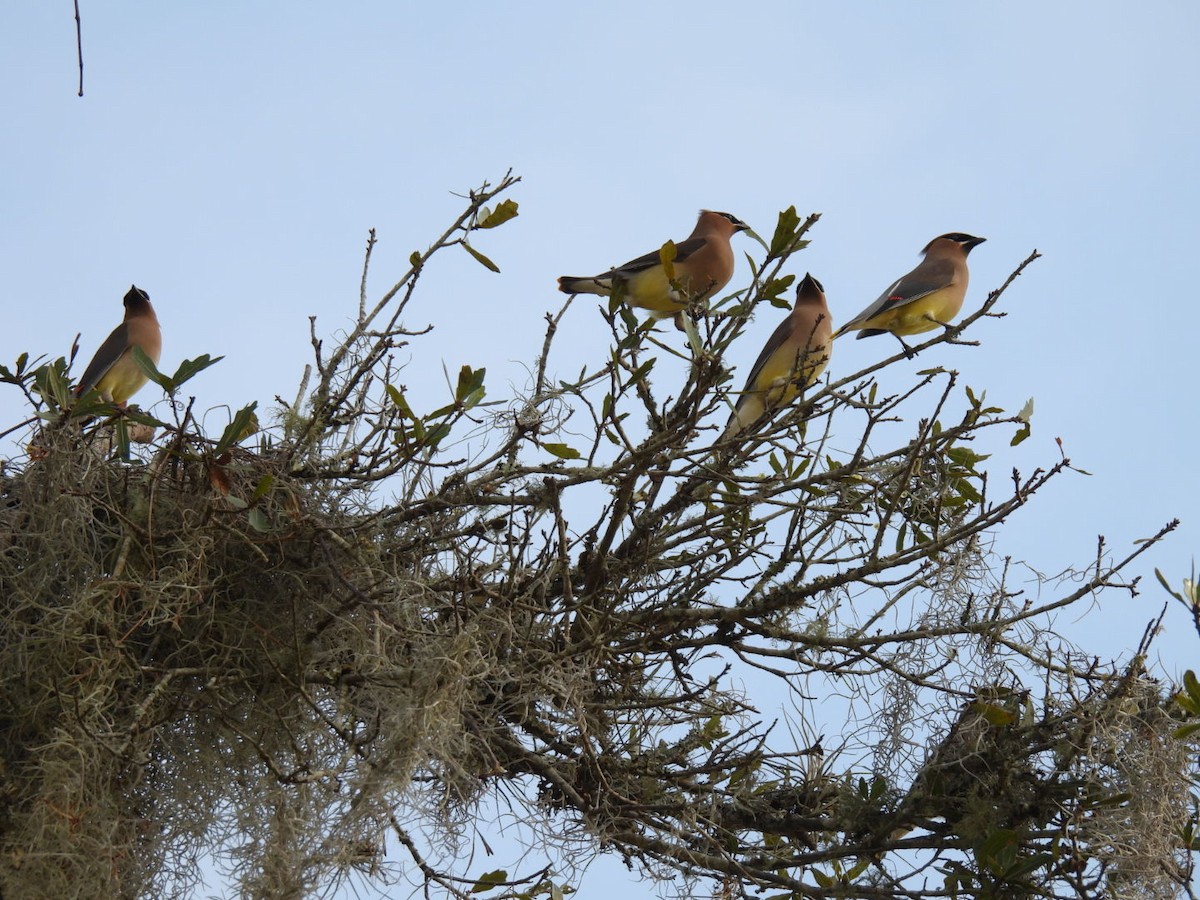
(607, 236), (708, 278)
(75, 323), (130, 395)
(842, 257), (956, 330)
(736, 316), (794, 399)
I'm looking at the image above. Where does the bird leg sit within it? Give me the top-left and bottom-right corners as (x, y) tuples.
(939, 321), (980, 347)
(892, 333), (917, 359)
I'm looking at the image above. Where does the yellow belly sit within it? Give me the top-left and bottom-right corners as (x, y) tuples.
(859, 287), (964, 336)
(96, 355), (150, 404)
(621, 267), (686, 312)
(759, 355), (828, 409)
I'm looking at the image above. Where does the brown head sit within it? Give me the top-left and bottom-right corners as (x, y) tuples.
(921, 233), (986, 258)
(693, 209), (749, 239)
(123, 284), (159, 322)
(794, 272), (826, 305)
(790, 272), (833, 348)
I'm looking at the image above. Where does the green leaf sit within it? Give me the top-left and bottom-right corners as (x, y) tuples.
(742, 224), (770, 252)
(131, 346), (170, 390)
(67, 394), (115, 420)
(455, 365), (487, 406)
(462, 242), (500, 273)
(768, 205), (802, 258)
(1155, 568), (1178, 597)
(625, 358), (656, 387)
(122, 408), (170, 428)
(37, 361), (74, 409)
(701, 714), (727, 744)
(1005, 852), (1055, 879)
(251, 474), (275, 501)
(846, 857), (871, 881)
(680, 311), (702, 355)
(425, 401), (458, 419)
(946, 447), (988, 468)
(477, 199), (519, 229)
(1171, 681), (1200, 715)
(543, 442), (581, 460)
(764, 274), (796, 307)
(1017, 397), (1035, 423)
(387, 385), (415, 419)
(214, 402), (260, 455)
(1175, 688), (1200, 715)
(1155, 567), (1182, 597)
(727, 759), (760, 788)
(169, 353), (225, 389)
(1, 352), (33, 382)
(247, 507), (272, 533)
(976, 828), (1020, 874)
(658, 240), (678, 281)
(955, 479), (982, 504)
(470, 869), (508, 893)
(424, 422), (452, 448)
(1010, 422), (1031, 446)
(1185, 669), (1200, 703)
(114, 417), (131, 460)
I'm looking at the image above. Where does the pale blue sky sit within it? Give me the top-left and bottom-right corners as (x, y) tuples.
(2, 3), (1198, 897)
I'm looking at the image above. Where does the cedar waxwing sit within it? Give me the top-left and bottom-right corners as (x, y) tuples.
(723, 273), (832, 438)
(557, 210), (749, 318)
(75, 285), (162, 405)
(835, 233), (986, 353)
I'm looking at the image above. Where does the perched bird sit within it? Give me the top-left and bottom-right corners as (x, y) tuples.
(835, 233), (985, 353)
(75, 285), (162, 405)
(723, 273), (832, 438)
(557, 210), (749, 318)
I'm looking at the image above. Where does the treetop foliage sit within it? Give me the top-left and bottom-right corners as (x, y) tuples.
(0, 173), (1195, 900)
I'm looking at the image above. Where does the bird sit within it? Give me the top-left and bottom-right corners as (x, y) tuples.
(74, 285), (162, 405)
(834, 233), (985, 354)
(557, 210), (749, 320)
(723, 273), (832, 439)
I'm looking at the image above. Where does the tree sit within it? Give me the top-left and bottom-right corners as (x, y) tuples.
(0, 173), (1193, 900)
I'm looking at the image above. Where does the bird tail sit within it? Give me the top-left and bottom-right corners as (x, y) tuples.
(721, 396), (764, 441)
(557, 275), (612, 296)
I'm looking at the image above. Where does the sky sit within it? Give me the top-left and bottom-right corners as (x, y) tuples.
(2, 2), (1199, 897)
